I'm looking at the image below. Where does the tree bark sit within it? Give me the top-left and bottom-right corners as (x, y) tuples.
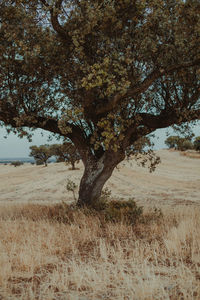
(71, 161), (75, 170)
(77, 151), (125, 207)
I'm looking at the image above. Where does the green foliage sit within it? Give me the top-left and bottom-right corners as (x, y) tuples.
(1, 0), (199, 150)
(165, 136), (193, 151)
(104, 199), (143, 225)
(165, 136), (180, 149)
(85, 189), (143, 225)
(177, 139), (193, 151)
(0, 0), (200, 205)
(194, 136), (200, 151)
(46, 199), (163, 227)
(50, 143), (80, 169)
(11, 161), (23, 167)
(29, 145), (52, 166)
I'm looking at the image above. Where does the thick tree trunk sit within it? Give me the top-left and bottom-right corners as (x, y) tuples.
(77, 151), (125, 207)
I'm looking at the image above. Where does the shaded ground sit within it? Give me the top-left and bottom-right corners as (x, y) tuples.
(0, 150), (199, 207)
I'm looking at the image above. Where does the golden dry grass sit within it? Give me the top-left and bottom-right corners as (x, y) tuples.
(0, 150), (199, 299)
(0, 204), (200, 300)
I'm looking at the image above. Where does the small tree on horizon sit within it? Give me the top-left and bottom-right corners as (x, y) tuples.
(50, 143), (80, 170)
(29, 145), (52, 167)
(177, 138), (193, 151)
(165, 136), (180, 149)
(11, 161), (23, 167)
(165, 136), (194, 151)
(194, 137), (200, 152)
(0, 0), (200, 206)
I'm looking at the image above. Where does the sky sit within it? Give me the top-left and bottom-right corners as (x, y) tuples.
(0, 122), (199, 158)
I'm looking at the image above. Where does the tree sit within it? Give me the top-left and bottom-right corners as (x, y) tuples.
(29, 145), (52, 166)
(165, 136), (180, 149)
(50, 143), (80, 170)
(194, 136), (200, 151)
(11, 161), (23, 167)
(165, 136), (193, 150)
(177, 138), (193, 151)
(0, 0), (200, 206)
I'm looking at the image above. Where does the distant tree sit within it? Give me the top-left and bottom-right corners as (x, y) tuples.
(11, 161), (23, 167)
(194, 136), (200, 151)
(50, 143), (80, 170)
(165, 136), (193, 151)
(177, 138), (193, 151)
(165, 136), (180, 149)
(29, 145), (52, 166)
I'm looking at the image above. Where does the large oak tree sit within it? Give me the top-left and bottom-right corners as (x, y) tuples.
(0, 0), (200, 206)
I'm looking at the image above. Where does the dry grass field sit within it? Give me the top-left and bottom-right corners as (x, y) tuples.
(0, 150), (200, 299)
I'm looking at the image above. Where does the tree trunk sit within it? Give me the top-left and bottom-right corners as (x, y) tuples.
(77, 151), (125, 207)
(71, 161), (75, 170)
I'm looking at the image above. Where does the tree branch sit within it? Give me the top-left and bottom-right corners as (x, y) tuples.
(96, 58), (200, 115)
(0, 107), (91, 163)
(138, 108), (200, 129)
(121, 108), (200, 150)
(40, 0), (71, 43)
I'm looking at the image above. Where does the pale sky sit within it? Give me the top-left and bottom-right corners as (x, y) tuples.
(0, 123), (200, 158)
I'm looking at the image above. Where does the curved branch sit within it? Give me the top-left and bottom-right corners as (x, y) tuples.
(40, 0), (71, 43)
(96, 58), (200, 115)
(138, 108), (200, 129)
(121, 108), (200, 150)
(0, 107), (91, 163)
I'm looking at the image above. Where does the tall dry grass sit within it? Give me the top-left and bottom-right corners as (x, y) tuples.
(0, 203), (200, 299)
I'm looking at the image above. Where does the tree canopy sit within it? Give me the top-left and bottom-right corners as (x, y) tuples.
(29, 145), (52, 166)
(51, 142), (80, 169)
(165, 135), (194, 150)
(0, 0), (200, 205)
(194, 136), (200, 151)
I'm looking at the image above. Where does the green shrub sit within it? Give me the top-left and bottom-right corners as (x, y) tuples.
(194, 137), (200, 151)
(104, 199), (143, 225)
(178, 139), (193, 151)
(89, 188), (112, 211)
(11, 161), (23, 167)
(86, 190), (144, 225)
(44, 185), (162, 227)
(48, 199), (143, 225)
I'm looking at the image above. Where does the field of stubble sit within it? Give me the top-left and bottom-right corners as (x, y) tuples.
(0, 150), (199, 299)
